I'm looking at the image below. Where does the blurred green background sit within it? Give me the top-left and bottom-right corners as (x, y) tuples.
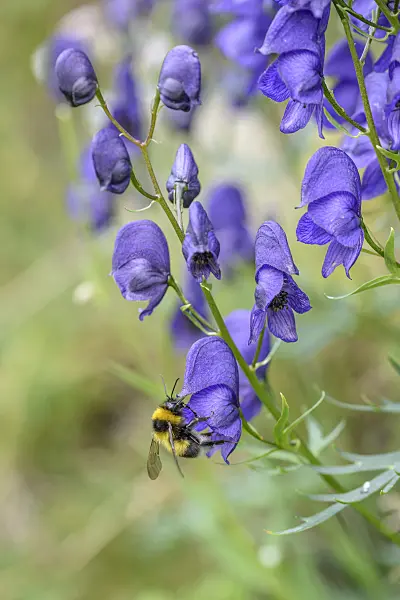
(1, 1), (400, 598)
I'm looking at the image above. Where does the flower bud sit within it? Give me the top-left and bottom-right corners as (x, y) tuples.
(158, 45), (201, 112)
(182, 201), (221, 282)
(166, 144), (200, 208)
(91, 128), (132, 195)
(55, 48), (98, 107)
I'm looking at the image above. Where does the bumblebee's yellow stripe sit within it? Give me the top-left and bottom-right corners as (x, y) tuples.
(154, 431), (189, 456)
(152, 407), (182, 425)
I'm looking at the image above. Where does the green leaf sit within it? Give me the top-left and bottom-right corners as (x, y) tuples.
(307, 416), (346, 456)
(380, 474), (400, 495)
(266, 503), (346, 536)
(322, 107), (364, 138)
(389, 356), (400, 377)
(326, 275), (400, 300)
(326, 394), (400, 413)
(309, 470), (397, 503)
(274, 393), (289, 446)
(384, 228), (400, 276)
(377, 145), (400, 169)
(283, 391), (325, 437)
(109, 362), (161, 398)
(312, 449), (400, 475)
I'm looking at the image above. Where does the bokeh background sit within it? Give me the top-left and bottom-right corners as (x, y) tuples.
(1, 1), (400, 598)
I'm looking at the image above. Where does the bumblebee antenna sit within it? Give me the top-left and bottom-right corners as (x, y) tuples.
(160, 375), (168, 397)
(170, 377), (180, 398)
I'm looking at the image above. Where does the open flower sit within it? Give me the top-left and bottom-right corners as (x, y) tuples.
(180, 337), (241, 463)
(158, 45), (201, 112)
(55, 48), (98, 107)
(226, 310), (270, 421)
(166, 144), (201, 208)
(182, 202), (221, 282)
(297, 147), (364, 278)
(112, 220), (171, 320)
(249, 221), (311, 344)
(91, 128), (132, 195)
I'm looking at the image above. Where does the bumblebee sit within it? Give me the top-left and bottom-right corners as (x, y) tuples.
(147, 379), (224, 480)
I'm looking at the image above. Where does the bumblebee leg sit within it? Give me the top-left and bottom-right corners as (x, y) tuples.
(200, 439), (225, 447)
(185, 415), (210, 428)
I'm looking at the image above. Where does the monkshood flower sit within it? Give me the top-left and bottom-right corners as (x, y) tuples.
(297, 147), (364, 278)
(210, 0), (264, 16)
(104, 0), (155, 30)
(46, 34), (86, 101)
(171, 276), (208, 351)
(342, 72), (390, 199)
(166, 144), (201, 208)
(91, 128), (132, 195)
(257, 7), (329, 137)
(180, 336), (241, 463)
(158, 45), (201, 112)
(249, 221), (311, 344)
(386, 48), (400, 150)
(112, 220), (170, 320)
(226, 310), (270, 421)
(215, 14), (271, 71)
(182, 202), (221, 282)
(276, 0), (330, 19)
(172, 0), (212, 46)
(55, 48), (98, 107)
(323, 39), (372, 130)
(109, 56), (142, 142)
(207, 184), (253, 271)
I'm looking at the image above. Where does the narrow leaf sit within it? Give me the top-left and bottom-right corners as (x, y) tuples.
(326, 394), (400, 413)
(274, 393), (289, 445)
(389, 356), (400, 377)
(283, 391), (325, 437)
(309, 470), (396, 503)
(326, 275), (400, 300)
(384, 228), (400, 276)
(380, 474), (400, 495)
(110, 362), (161, 398)
(338, 449), (400, 468)
(266, 503), (346, 536)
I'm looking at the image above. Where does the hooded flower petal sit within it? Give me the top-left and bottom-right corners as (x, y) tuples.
(321, 234), (364, 279)
(277, 50), (323, 104)
(361, 159), (388, 200)
(158, 45), (201, 112)
(91, 128), (132, 195)
(166, 143), (201, 208)
(267, 306), (298, 343)
(277, 0), (331, 19)
(280, 100), (316, 135)
(301, 147), (361, 207)
(296, 213), (332, 245)
(112, 220), (170, 318)
(255, 221), (299, 276)
(179, 336), (239, 398)
(249, 267), (284, 343)
(55, 48), (98, 107)
(226, 309), (270, 421)
(307, 191), (361, 242)
(258, 61), (290, 102)
(257, 7), (323, 56)
(182, 202), (221, 281)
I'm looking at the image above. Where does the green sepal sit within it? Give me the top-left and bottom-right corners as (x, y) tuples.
(273, 393), (289, 446)
(384, 228), (400, 276)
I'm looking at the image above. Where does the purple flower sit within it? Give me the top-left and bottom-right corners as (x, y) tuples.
(249, 221), (311, 344)
(112, 220), (170, 320)
(55, 48), (98, 107)
(172, 0), (212, 46)
(109, 56), (142, 142)
(215, 14), (271, 70)
(207, 183), (254, 272)
(166, 144), (201, 208)
(276, 0), (331, 19)
(226, 310), (270, 421)
(171, 276), (208, 351)
(158, 45), (201, 112)
(297, 147), (364, 279)
(180, 336), (241, 463)
(210, 0), (265, 16)
(91, 128), (132, 195)
(46, 35), (86, 101)
(104, 0), (155, 30)
(182, 202), (221, 282)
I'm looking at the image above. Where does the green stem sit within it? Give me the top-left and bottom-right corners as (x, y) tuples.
(374, 0), (400, 30)
(251, 325), (266, 369)
(322, 80), (367, 133)
(95, 88), (141, 147)
(143, 89), (161, 147)
(395, 0), (400, 16)
(130, 172), (158, 201)
(337, 8), (400, 223)
(334, 0), (393, 31)
(168, 275), (217, 333)
(361, 220), (385, 257)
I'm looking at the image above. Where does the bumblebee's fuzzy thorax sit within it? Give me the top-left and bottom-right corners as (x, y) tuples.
(151, 406), (183, 429)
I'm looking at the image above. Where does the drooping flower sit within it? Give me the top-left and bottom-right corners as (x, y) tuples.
(182, 202), (221, 282)
(172, 0), (212, 46)
(45, 34), (86, 102)
(297, 147), (364, 278)
(158, 45), (201, 112)
(55, 48), (98, 107)
(276, 0), (331, 19)
(166, 144), (201, 208)
(207, 183), (253, 272)
(249, 221), (311, 344)
(215, 14), (271, 71)
(171, 275), (208, 351)
(179, 336), (241, 463)
(108, 56), (142, 142)
(112, 220), (170, 320)
(91, 128), (132, 195)
(225, 310), (270, 421)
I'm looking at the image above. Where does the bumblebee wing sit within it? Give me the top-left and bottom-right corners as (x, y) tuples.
(168, 423), (184, 479)
(147, 437), (162, 480)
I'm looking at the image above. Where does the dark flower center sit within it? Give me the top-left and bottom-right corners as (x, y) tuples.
(269, 290), (288, 312)
(193, 251), (213, 269)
